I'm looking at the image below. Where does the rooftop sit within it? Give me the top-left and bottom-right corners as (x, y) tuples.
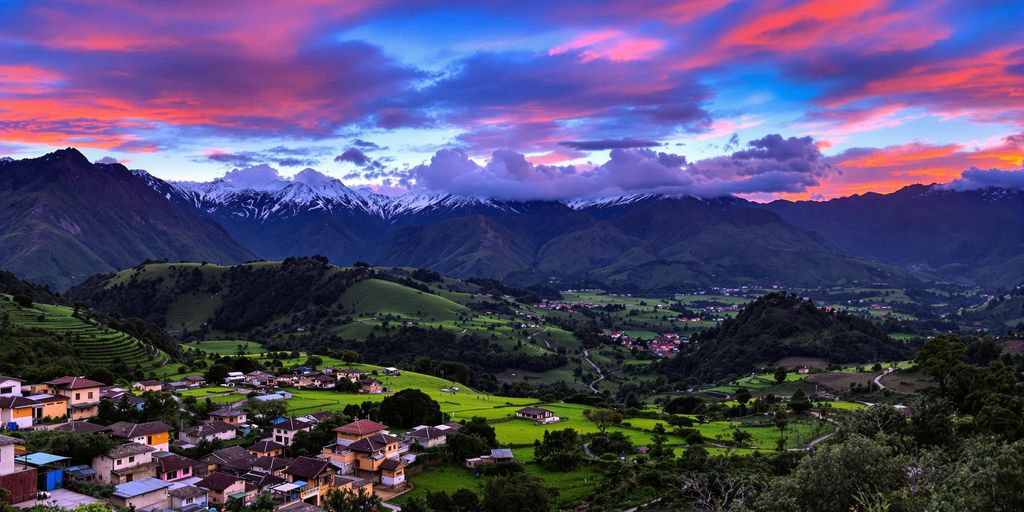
(113, 477), (171, 498)
(334, 419), (388, 436)
(44, 376), (105, 389)
(107, 443), (156, 459)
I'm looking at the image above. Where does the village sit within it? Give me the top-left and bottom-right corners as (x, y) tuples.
(0, 368), (566, 512)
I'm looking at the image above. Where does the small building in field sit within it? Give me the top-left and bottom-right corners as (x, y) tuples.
(358, 378), (383, 394)
(515, 407), (559, 424)
(381, 367), (400, 376)
(402, 426), (449, 449)
(132, 380), (164, 393)
(183, 376), (207, 388)
(110, 477), (172, 510)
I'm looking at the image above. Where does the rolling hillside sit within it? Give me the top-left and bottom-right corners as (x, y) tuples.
(0, 294), (168, 379)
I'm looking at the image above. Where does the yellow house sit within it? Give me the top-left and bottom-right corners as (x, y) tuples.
(348, 433), (401, 473)
(36, 376), (104, 420)
(107, 421), (172, 452)
(27, 394), (69, 422)
(208, 408), (246, 426)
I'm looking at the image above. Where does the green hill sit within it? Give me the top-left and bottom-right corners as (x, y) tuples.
(68, 258), (484, 338)
(659, 292), (913, 382)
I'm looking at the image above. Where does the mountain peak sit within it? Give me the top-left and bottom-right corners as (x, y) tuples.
(40, 147), (92, 168)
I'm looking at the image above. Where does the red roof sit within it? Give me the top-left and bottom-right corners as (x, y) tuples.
(45, 376), (105, 389)
(334, 419), (388, 436)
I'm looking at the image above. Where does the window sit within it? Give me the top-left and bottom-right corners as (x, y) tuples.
(0, 386), (12, 394)
(116, 459), (122, 466)
(75, 393), (81, 400)
(128, 456), (135, 463)
(88, 392), (94, 399)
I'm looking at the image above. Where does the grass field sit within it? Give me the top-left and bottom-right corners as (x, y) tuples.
(184, 340), (266, 355)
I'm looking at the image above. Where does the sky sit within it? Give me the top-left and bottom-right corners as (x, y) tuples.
(0, 0), (1021, 201)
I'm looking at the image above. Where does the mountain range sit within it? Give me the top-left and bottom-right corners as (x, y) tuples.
(2, 148), (1021, 290)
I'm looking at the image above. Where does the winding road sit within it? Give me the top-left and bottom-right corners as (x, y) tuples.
(582, 347), (605, 392)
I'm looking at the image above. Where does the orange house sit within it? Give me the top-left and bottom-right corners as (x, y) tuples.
(107, 421), (172, 452)
(348, 433), (401, 473)
(36, 376), (104, 420)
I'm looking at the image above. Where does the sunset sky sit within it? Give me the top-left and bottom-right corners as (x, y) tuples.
(1, 0), (1021, 200)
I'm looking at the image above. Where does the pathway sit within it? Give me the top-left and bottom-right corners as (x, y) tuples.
(873, 367), (896, 391)
(582, 347), (605, 393)
(528, 326), (551, 348)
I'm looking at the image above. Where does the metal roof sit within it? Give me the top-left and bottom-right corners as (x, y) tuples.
(16, 452), (70, 466)
(113, 477), (172, 498)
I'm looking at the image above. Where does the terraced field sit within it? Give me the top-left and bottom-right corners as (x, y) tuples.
(0, 296), (166, 370)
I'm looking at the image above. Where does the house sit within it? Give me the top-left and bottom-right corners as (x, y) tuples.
(0, 396), (39, 430)
(209, 407), (247, 426)
(333, 419), (389, 446)
(378, 458), (406, 487)
(245, 371), (277, 388)
(25, 394), (69, 422)
(465, 448), (516, 469)
(281, 456), (334, 506)
(224, 372), (245, 385)
(273, 418), (312, 447)
(309, 374), (337, 389)
(302, 411), (333, 425)
(247, 440), (285, 458)
(201, 446), (256, 475)
(178, 421), (236, 446)
(93, 442), (157, 484)
(100, 388), (145, 411)
(154, 453), (198, 481)
(196, 472), (246, 506)
(0, 377), (24, 397)
(183, 376), (207, 388)
(168, 484), (208, 511)
(381, 367), (400, 376)
(348, 433), (401, 475)
(110, 477), (172, 510)
(251, 455), (292, 477)
(798, 366), (811, 375)
(0, 435), (37, 505)
(516, 407), (560, 424)
(36, 376), (105, 420)
(132, 380), (164, 393)
(107, 421), (172, 451)
(333, 474), (374, 499)
(335, 369), (364, 382)
(358, 378), (383, 394)
(402, 426), (449, 449)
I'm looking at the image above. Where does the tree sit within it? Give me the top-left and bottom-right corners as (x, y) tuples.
(665, 395), (703, 415)
(244, 399), (289, 430)
(205, 363), (230, 384)
(291, 414), (350, 457)
(305, 355), (323, 370)
(774, 407), (789, 450)
(774, 366), (788, 384)
(589, 431), (634, 456)
(583, 408), (622, 434)
(450, 488), (481, 511)
(378, 388), (443, 428)
(25, 430), (114, 465)
(735, 387), (752, 407)
(458, 417), (498, 447)
(481, 475), (553, 512)
(447, 432), (490, 462)
(788, 389), (812, 413)
(12, 294), (32, 308)
(784, 435), (904, 512)
(323, 487), (382, 512)
(227, 492), (275, 512)
(534, 428), (583, 471)
(732, 429), (753, 447)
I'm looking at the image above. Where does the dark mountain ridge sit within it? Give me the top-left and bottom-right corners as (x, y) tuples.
(0, 149), (256, 290)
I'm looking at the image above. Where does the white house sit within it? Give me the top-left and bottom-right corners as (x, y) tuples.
(0, 376), (24, 397)
(272, 418), (312, 446)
